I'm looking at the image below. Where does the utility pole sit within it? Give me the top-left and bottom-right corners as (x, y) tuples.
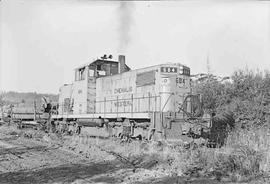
(206, 53), (211, 76)
(206, 52), (212, 82)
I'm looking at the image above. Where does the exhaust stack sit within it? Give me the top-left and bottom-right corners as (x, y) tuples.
(118, 55), (126, 74)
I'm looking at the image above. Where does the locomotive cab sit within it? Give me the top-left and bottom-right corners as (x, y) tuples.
(75, 55), (131, 79)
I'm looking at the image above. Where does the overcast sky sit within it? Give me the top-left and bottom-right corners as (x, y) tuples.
(1, 0), (269, 94)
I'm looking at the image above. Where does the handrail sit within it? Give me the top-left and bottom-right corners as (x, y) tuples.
(58, 95), (162, 115)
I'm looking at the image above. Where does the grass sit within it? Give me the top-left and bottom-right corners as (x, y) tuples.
(225, 128), (270, 174)
(163, 128), (270, 182)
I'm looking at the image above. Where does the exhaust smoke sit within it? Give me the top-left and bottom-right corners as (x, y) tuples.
(117, 1), (135, 53)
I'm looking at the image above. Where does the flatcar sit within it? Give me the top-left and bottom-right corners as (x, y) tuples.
(52, 55), (211, 141)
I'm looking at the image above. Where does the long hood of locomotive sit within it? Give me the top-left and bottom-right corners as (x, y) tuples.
(95, 63), (191, 115)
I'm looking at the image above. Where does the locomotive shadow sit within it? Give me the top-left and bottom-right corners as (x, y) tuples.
(0, 160), (127, 184)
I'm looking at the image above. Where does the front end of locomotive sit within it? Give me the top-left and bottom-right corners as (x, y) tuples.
(151, 63), (211, 145)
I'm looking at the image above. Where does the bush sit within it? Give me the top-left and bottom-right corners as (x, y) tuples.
(194, 69), (270, 128)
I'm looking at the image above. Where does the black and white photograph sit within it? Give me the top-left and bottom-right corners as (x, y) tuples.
(0, 0), (270, 183)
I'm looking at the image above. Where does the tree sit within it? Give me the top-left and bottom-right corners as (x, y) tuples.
(193, 69), (270, 128)
(193, 74), (232, 114)
(229, 69), (270, 127)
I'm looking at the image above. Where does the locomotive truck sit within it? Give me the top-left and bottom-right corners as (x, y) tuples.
(52, 55), (231, 145)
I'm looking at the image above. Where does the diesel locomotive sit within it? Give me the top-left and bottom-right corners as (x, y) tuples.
(52, 55), (212, 142)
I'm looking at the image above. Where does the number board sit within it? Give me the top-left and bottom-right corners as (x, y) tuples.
(176, 77), (185, 84)
(161, 67), (177, 73)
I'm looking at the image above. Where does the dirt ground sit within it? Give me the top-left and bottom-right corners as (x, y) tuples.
(0, 124), (269, 184)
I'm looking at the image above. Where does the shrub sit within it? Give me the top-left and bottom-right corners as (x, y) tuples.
(194, 69), (270, 128)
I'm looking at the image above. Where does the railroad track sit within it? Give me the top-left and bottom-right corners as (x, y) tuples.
(0, 143), (60, 159)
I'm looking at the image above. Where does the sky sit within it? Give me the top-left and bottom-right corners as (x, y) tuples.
(0, 0), (269, 94)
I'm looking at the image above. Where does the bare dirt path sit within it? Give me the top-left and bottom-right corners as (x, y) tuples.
(0, 127), (126, 184)
(0, 159), (124, 184)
